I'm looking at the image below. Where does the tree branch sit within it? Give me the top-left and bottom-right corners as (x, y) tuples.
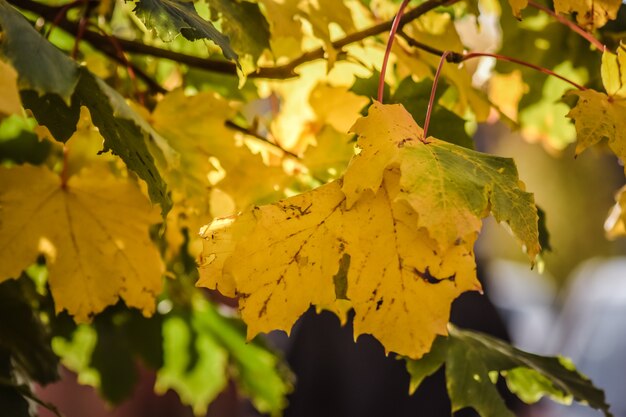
(8, 0), (456, 80)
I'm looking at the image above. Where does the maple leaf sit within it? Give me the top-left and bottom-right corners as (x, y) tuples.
(553, 0), (621, 30)
(0, 164), (163, 322)
(567, 89), (626, 162)
(567, 47), (626, 164)
(344, 102), (540, 258)
(199, 102), (539, 358)
(0, 0), (78, 101)
(208, 0), (270, 74)
(199, 174), (480, 359)
(406, 325), (613, 417)
(131, 0), (239, 65)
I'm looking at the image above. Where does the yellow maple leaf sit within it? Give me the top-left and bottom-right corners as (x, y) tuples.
(553, 0), (620, 30)
(199, 173), (480, 359)
(601, 45), (626, 99)
(0, 164), (163, 322)
(198, 102), (539, 358)
(151, 89), (240, 201)
(567, 89), (626, 164)
(344, 102), (540, 258)
(257, 0), (355, 64)
(0, 59), (22, 117)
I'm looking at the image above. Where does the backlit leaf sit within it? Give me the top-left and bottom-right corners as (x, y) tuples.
(345, 102), (540, 258)
(131, 0), (239, 64)
(566, 89), (626, 166)
(208, 0), (270, 73)
(601, 45), (626, 99)
(200, 174), (481, 359)
(0, 164), (163, 322)
(0, 5), (172, 212)
(406, 326), (612, 417)
(0, 0), (78, 102)
(553, 0), (621, 30)
(156, 297), (291, 416)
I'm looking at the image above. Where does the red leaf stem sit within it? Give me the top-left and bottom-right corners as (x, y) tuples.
(423, 50), (450, 140)
(378, 0), (411, 103)
(462, 52), (586, 90)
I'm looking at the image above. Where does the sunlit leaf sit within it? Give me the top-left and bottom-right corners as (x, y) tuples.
(0, 164), (163, 322)
(131, 0), (239, 64)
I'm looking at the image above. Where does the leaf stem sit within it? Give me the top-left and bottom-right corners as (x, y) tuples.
(224, 120), (300, 159)
(61, 144), (69, 189)
(378, 0), (411, 102)
(423, 51), (450, 140)
(527, 0), (605, 51)
(460, 52), (586, 90)
(421, 50), (585, 138)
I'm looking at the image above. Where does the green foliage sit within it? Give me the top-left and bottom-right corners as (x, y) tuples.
(132, 0), (239, 64)
(406, 326), (612, 417)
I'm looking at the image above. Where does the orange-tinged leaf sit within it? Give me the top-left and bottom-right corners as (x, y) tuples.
(199, 174), (480, 359)
(0, 164), (163, 322)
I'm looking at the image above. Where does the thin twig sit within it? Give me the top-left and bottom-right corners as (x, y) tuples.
(379, 0), (411, 102)
(461, 52), (586, 90)
(399, 30), (586, 90)
(8, 0), (457, 80)
(398, 30), (463, 61)
(224, 120), (300, 159)
(423, 51), (450, 140)
(527, 0), (605, 51)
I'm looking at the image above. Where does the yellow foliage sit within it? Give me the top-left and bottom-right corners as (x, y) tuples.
(199, 102), (540, 359)
(489, 70), (527, 122)
(0, 59), (21, 117)
(0, 164), (163, 322)
(199, 176), (480, 359)
(601, 45), (626, 99)
(346, 102), (540, 257)
(554, 0), (621, 30)
(508, 0), (528, 18)
(567, 89), (626, 166)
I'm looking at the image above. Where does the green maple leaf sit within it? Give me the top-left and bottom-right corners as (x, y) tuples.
(406, 325), (613, 417)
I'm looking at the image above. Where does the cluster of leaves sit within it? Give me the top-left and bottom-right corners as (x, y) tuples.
(0, 0), (624, 415)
